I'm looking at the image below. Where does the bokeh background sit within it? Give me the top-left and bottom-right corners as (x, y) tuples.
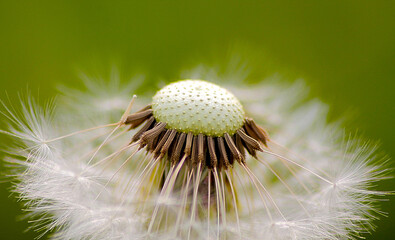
(0, 1), (394, 239)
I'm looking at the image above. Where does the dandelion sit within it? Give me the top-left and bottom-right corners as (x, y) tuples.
(1, 75), (389, 240)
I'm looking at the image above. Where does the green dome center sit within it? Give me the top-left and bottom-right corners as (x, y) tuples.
(152, 80), (245, 136)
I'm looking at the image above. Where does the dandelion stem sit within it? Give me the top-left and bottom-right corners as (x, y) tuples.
(242, 164), (287, 221)
(226, 170), (241, 239)
(43, 122), (120, 143)
(207, 171), (211, 239)
(86, 142), (138, 170)
(213, 168), (223, 240)
(255, 157), (311, 217)
(120, 95), (137, 123)
(188, 162), (202, 240)
(94, 147), (139, 200)
(220, 171), (227, 240)
(261, 149), (333, 185)
(240, 163), (273, 222)
(174, 168), (193, 236)
(86, 125), (121, 166)
(269, 140), (332, 179)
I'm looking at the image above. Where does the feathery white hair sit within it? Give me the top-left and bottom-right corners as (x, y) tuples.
(1, 70), (389, 240)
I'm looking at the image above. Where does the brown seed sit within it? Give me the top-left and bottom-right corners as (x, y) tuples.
(191, 135), (198, 166)
(197, 134), (206, 165)
(140, 122), (167, 146)
(153, 129), (171, 158)
(217, 137), (230, 169)
(159, 129), (177, 157)
(224, 133), (243, 164)
(245, 118), (269, 146)
(207, 136), (218, 168)
(131, 116), (155, 143)
(124, 109), (153, 125)
(234, 133), (246, 164)
(170, 133), (186, 164)
(146, 127), (164, 152)
(184, 132), (193, 157)
(237, 129), (262, 151)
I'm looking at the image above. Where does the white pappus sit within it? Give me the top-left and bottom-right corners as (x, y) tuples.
(0, 70), (390, 240)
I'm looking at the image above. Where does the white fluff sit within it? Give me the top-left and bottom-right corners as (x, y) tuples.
(1, 72), (388, 240)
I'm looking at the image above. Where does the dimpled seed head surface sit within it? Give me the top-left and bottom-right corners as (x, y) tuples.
(152, 80), (245, 136)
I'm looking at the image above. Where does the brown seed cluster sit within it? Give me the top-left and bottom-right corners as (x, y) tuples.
(124, 105), (270, 170)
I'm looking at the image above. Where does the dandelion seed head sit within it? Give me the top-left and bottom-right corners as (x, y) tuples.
(1, 73), (390, 240)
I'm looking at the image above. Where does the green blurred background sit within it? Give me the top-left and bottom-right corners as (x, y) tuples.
(0, 0), (394, 239)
